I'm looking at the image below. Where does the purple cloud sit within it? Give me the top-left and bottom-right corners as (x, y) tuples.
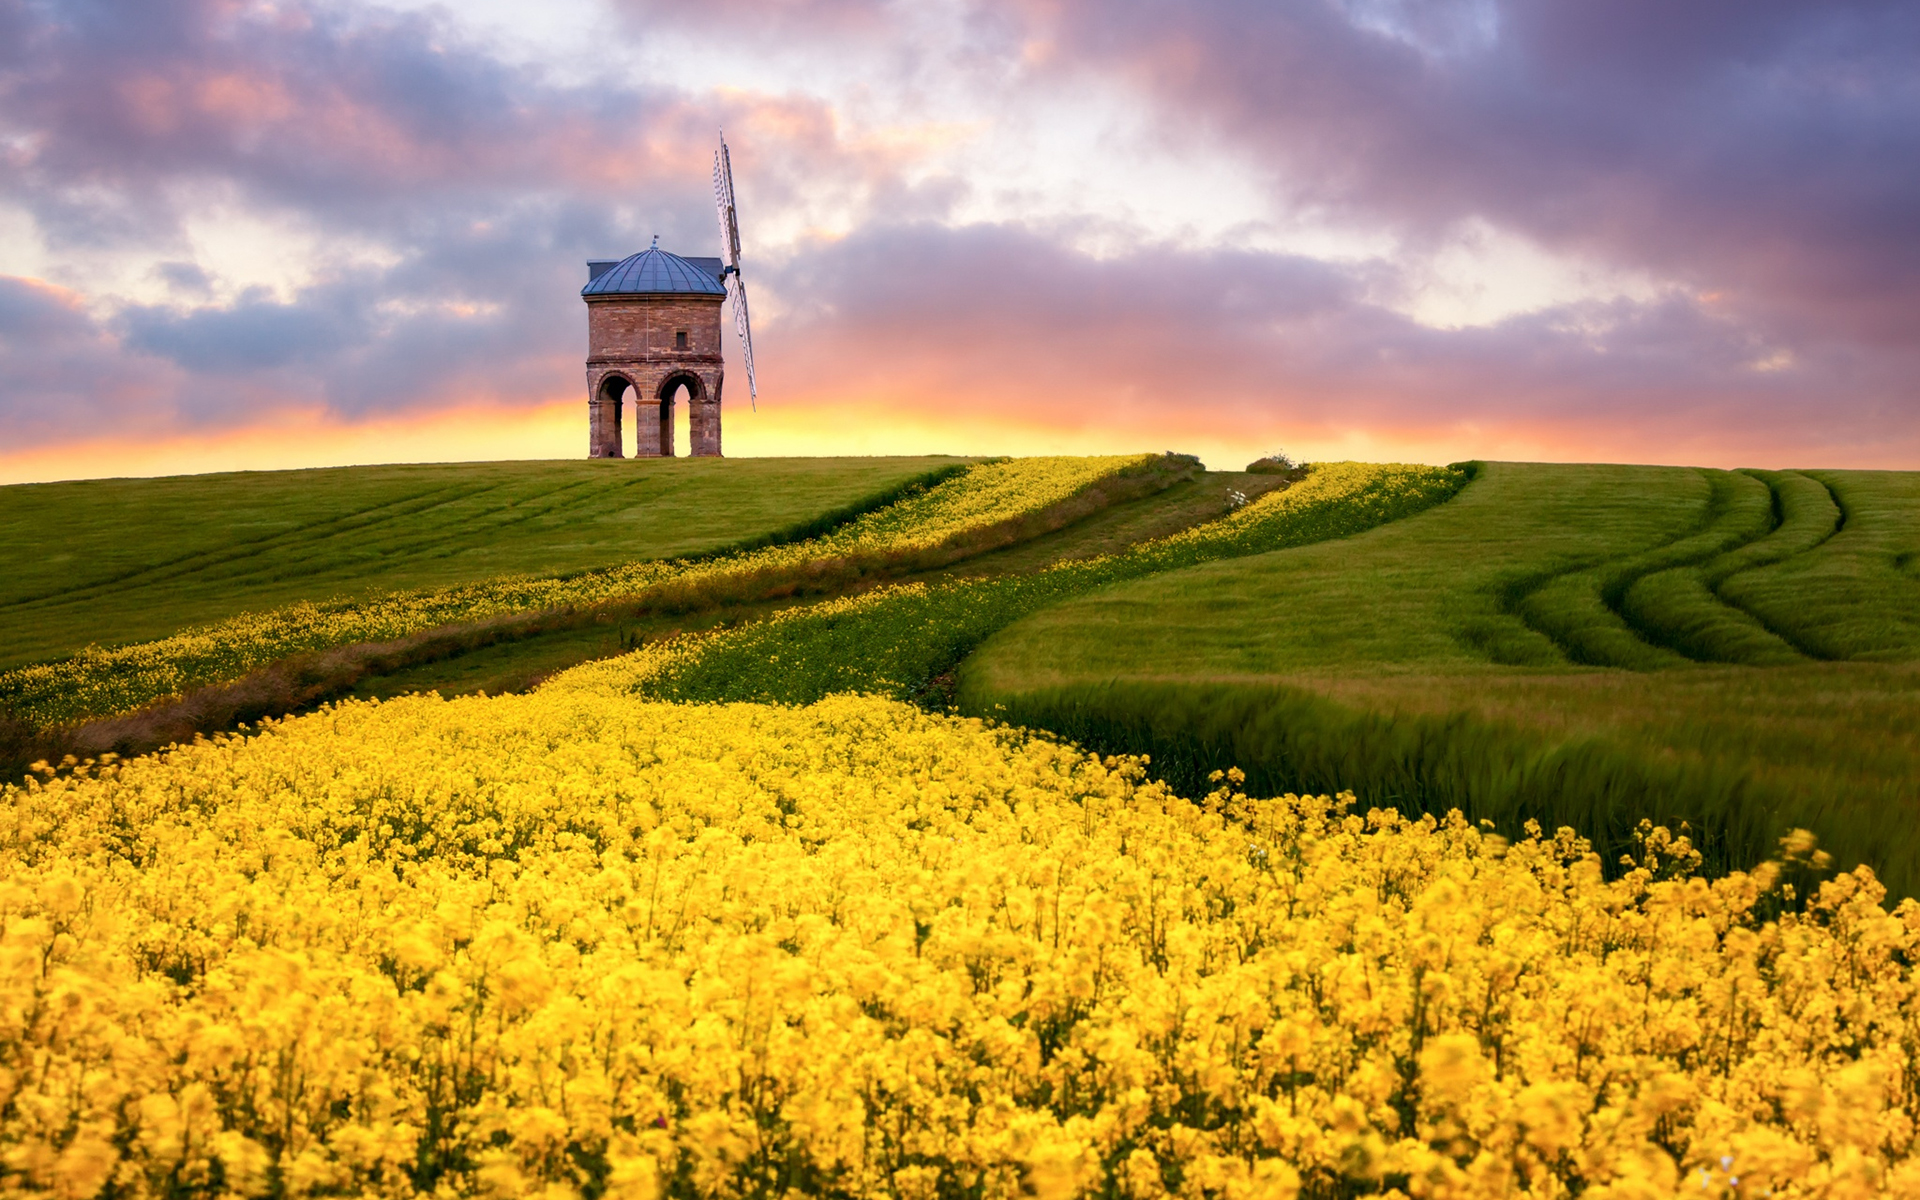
(0, 0), (1914, 475)
(761, 218), (1916, 462)
(1019, 0), (1920, 349)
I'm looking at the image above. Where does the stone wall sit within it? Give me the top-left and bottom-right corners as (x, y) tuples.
(585, 294), (726, 458)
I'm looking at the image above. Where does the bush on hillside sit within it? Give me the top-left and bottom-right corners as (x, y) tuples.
(1246, 450), (1301, 474)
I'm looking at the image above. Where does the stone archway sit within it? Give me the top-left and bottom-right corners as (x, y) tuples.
(656, 372), (706, 458)
(588, 373), (635, 458)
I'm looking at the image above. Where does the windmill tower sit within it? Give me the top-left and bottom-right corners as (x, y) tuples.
(581, 135), (757, 458)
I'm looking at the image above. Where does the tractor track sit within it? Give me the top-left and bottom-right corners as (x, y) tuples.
(1499, 468), (1847, 670)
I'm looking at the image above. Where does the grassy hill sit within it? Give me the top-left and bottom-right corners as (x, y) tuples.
(17, 661), (1912, 1197)
(10, 453), (1918, 891)
(0, 457), (964, 669)
(10, 455), (1919, 1194)
(959, 461), (1920, 891)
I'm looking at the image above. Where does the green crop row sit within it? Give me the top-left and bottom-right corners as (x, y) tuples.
(1615, 469), (1839, 666)
(956, 678), (1806, 885)
(626, 461), (1470, 706)
(1716, 469), (1920, 661)
(1508, 469), (1780, 670)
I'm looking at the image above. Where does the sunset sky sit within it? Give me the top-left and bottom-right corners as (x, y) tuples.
(2, 0), (1916, 482)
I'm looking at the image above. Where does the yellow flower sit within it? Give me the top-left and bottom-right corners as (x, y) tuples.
(3, 685), (1917, 1198)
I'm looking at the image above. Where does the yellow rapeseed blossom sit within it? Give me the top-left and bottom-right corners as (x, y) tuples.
(3, 678), (1917, 1198)
(1142, 460), (1452, 556)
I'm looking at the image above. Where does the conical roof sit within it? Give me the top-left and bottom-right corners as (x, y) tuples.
(582, 246), (727, 297)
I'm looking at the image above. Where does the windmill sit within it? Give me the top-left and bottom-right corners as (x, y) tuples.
(713, 133), (758, 407)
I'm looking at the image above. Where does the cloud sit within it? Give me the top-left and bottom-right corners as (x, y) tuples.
(759, 220), (1918, 464)
(0, 274), (186, 442)
(0, 0), (1914, 480)
(120, 287), (363, 372)
(1016, 0), (1920, 349)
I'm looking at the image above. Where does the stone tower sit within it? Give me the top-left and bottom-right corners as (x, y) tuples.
(582, 242), (727, 457)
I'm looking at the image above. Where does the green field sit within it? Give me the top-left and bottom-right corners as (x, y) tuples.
(0, 457), (964, 669)
(9, 454), (1917, 1196)
(343, 467), (1296, 702)
(959, 461), (1920, 891)
(8, 454), (1919, 893)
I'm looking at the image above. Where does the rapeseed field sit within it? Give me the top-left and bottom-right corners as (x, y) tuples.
(6, 665), (1915, 1198)
(9, 455), (1919, 1199)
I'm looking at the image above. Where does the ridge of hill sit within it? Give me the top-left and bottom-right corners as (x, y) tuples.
(0, 456), (970, 670)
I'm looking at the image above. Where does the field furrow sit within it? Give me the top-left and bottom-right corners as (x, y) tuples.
(1507, 468), (1776, 669)
(1713, 469), (1920, 660)
(1615, 469), (1843, 664)
(0, 478), (488, 612)
(0, 458), (967, 668)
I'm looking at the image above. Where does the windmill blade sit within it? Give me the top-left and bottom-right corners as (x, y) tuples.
(714, 132), (756, 405)
(729, 274), (758, 404)
(712, 139), (742, 269)
(723, 148), (743, 263)
(712, 157), (733, 268)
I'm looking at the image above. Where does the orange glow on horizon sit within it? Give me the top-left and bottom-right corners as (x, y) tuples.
(0, 400), (585, 486)
(4, 385), (1912, 487)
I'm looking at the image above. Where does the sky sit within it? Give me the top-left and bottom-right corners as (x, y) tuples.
(1, 0), (1916, 482)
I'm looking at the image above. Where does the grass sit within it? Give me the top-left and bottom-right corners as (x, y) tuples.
(0, 456), (968, 669)
(178, 470), (1287, 712)
(1312, 663), (1920, 822)
(631, 462), (1465, 708)
(957, 460), (1920, 894)
(1718, 469), (1920, 660)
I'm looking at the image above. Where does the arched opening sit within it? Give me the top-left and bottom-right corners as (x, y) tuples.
(658, 373), (703, 458)
(595, 374), (631, 458)
(671, 386), (691, 457)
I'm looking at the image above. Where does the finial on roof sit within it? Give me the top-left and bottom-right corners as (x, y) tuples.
(650, 234), (659, 248)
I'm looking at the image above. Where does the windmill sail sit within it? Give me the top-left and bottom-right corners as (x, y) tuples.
(713, 134), (757, 405)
